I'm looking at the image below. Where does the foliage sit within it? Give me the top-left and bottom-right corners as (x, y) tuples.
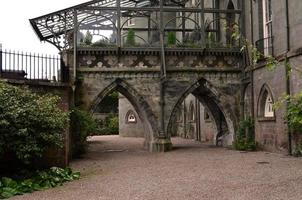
(96, 91), (119, 113)
(233, 118), (256, 151)
(0, 167), (80, 199)
(0, 82), (68, 165)
(234, 138), (256, 151)
(285, 92), (302, 133)
(176, 42), (200, 48)
(84, 31), (93, 45)
(274, 91), (302, 135)
(230, 19), (302, 154)
(70, 108), (98, 156)
(96, 114), (119, 135)
(125, 29), (136, 46)
(293, 142), (302, 157)
(91, 39), (115, 47)
(167, 32), (176, 47)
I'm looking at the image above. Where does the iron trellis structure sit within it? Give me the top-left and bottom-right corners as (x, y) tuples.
(29, 0), (245, 142)
(30, 0), (244, 51)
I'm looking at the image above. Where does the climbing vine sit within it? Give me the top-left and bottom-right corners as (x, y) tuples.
(231, 22), (302, 154)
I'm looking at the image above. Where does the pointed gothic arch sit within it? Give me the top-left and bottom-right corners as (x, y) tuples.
(257, 84), (275, 120)
(90, 78), (159, 148)
(125, 110), (137, 123)
(188, 101), (195, 121)
(167, 78), (238, 146)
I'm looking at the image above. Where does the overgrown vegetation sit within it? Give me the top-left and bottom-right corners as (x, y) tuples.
(125, 29), (136, 46)
(0, 82), (69, 166)
(0, 167), (80, 199)
(97, 114), (119, 135)
(233, 118), (256, 151)
(167, 32), (176, 47)
(70, 108), (98, 156)
(285, 92), (302, 133)
(275, 92), (302, 156)
(96, 92), (118, 113)
(230, 22), (302, 154)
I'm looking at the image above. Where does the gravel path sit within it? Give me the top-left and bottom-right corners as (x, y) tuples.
(11, 135), (302, 200)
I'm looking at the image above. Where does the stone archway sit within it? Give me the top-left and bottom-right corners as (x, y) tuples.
(167, 78), (238, 146)
(89, 78), (159, 150)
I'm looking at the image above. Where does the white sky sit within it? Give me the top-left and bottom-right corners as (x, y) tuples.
(0, 0), (87, 55)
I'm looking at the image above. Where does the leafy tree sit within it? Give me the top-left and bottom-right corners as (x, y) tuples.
(0, 82), (69, 165)
(84, 31), (93, 45)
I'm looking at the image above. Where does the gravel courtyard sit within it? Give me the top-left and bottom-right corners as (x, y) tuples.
(12, 135), (302, 200)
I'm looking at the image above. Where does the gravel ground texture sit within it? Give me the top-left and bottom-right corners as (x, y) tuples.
(11, 135), (302, 200)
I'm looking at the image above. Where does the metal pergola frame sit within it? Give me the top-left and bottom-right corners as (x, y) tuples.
(29, 0), (244, 139)
(30, 0), (243, 51)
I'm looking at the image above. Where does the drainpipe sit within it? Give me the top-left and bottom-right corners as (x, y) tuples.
(285, 0), (292, 155)
(73, 10), (78, 85)
(250, 0), (255, 140)
(0, 43), (2, 78)
(250, 0), (254, 44)
(159, 0), (166, 139)
(239, 0), (246, 123)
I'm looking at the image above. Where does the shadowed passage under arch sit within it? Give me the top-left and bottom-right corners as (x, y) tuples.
(90, 79), (159, 150)
(167, 78), (236, 146)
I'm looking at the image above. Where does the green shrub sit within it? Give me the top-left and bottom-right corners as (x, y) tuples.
(234, 138), (256, 151)
(0, 82), (69, 165)
(286, 92), (302, 133)
(167, 32), (176, 46)
(91, 39), (115, 47)
(233, 117), (256, 151)
(107, 115), (118, 134)
(0, 167), (80, 199)
(70, 108), (97, 156)
(125, 29), (136, 46)
(293, 142), (302, 157)
(97, 114), (119, 135)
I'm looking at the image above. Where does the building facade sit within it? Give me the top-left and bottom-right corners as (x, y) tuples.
(242, 0), (302, 153)
(118, 0), (302, 153)
(27, 0), (302, 153)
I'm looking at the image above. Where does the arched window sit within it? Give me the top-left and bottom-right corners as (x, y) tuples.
(126, 110), (137, 123)
(263, 0), (273, 56)
(258, 84), (275, 119)
(264, 94), (274, 117)
(188, 102), (195, 121)
(204, 109), (211, 122)
(226, 0), (236, 46)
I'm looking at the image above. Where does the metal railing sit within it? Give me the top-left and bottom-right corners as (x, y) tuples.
(255, 36), (274, 57)
(0, 46), (63, 82)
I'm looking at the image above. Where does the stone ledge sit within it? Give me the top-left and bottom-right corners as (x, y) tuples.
(258, 117), (276, 122)
(77, 68), (242, 73)
(1, 78), (70, 88)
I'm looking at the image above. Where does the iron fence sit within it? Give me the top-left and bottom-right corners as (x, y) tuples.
(0, 47), (63, 82)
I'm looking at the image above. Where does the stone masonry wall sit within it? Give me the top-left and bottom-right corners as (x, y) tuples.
(119, 94), (145, 137)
